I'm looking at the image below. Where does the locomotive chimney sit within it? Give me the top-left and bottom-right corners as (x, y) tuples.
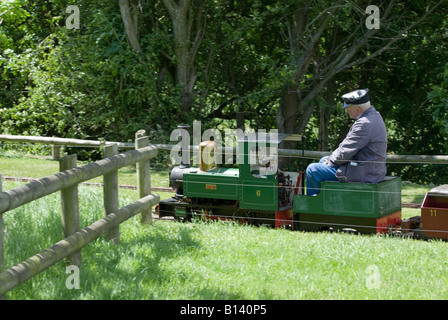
(177, 124), (191, 168)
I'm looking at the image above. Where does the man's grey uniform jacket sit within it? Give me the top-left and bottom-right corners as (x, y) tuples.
(327, 106), (387, 183)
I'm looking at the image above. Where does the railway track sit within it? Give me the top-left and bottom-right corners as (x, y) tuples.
(1, 175), (422, 208)
(1, 175), (173, 192)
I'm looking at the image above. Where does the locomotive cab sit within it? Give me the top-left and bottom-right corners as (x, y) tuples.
(236, 133), (299, 212)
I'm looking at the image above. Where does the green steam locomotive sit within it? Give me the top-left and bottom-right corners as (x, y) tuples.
(158, 131), (402, 234)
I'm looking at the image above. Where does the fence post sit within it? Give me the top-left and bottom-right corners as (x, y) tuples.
(59, 154), (82, 267)
(0, 175), (4, 300)
(103, 143), (120, 244)
(52, 145), (61, 160)
(135, 130), (152, 225)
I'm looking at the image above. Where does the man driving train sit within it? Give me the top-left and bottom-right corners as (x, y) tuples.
(305, 88), (388, 196)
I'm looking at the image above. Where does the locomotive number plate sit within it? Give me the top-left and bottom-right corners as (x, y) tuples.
(206, 184), (217, 190)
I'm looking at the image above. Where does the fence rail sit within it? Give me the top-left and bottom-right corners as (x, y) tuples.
(1, 134), (448, 164)
(0, 131), (159, 297)
(0, 145), (157, 214)
(0, 194), (158, 296)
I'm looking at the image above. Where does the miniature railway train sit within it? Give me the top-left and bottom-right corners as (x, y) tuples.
(158, 132), (448, 240)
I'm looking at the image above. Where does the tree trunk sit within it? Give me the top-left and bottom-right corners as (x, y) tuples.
(118, 0), (141, 53)
(277, 84), (300, 168)
(162, 0), (205, 119)
(277, 84), (300, 136)
(318, 79), (336, 151)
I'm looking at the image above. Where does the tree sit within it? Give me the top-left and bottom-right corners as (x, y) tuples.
(1, 0), (448, 175)
(161, 0), (206, 120)
(276, 0), (446, 145)
(118, 0), (141, 53)
(192, 1), (285, 131)
(429, 63), (448, 147)
(0, 0), (178, 146)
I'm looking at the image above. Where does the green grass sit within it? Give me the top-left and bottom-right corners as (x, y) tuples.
(0, 153), (443, 300)
(2, 181), (448, 300)
(0, 150), (170, 187)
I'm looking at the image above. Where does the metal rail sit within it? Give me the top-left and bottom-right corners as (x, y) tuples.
(1, 134), (447, 164)
(0, 145), (158, 214)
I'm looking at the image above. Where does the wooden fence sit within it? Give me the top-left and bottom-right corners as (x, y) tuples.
(0, 130), (159, 297)
(1, 133), (448, 164)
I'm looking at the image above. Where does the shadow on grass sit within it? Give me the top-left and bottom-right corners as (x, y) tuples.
(57, 222), (242, 300)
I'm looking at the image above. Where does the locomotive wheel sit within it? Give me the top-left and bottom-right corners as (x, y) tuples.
(341, 228), (357, 234)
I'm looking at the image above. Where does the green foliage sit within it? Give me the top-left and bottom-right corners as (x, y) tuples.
(1, 0), (179, 148)
(0, 0), (447, 178)
(428, 63), (448, 142)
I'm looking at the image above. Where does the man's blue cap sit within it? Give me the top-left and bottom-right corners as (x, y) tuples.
(342, 88), (370, 108)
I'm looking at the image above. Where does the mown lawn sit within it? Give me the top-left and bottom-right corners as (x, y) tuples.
(1, 154), (444, 300)
(1, 180), (447, 300)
